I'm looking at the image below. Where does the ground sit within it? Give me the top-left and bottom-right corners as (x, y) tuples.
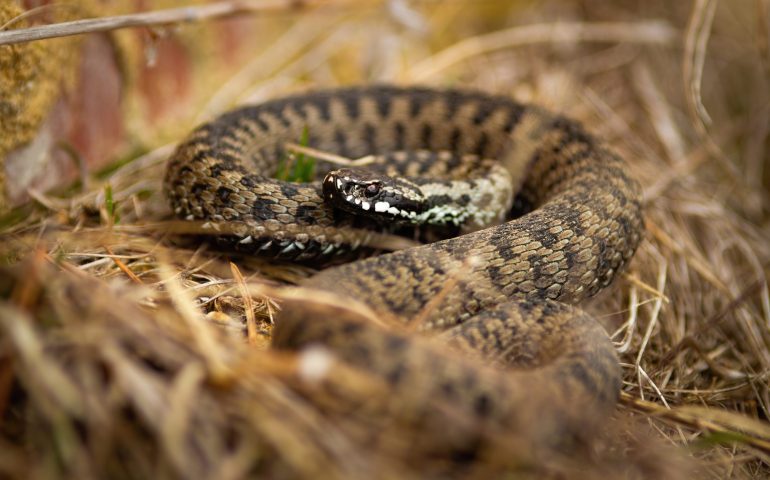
(0, 1), (768, 479)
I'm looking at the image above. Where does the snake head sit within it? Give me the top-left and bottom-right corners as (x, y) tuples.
(323, 168), (425, 222)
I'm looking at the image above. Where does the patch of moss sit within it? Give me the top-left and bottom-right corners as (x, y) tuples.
(0, 2), (83, 211)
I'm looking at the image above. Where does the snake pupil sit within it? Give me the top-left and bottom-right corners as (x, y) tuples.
(364, 183), (380, 198)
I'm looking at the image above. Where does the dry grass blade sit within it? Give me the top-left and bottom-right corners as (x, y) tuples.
(623, 272), (670, 303)
(1, 1), (769, 478)
(0, 4), (78, 31)
(157, 261), (233, 383)
(249, 283), (396, 330)
(230, 261), (259, 344)
(406, 256), (480, 332)
(632, 62), (687, 165)
(284, 142), (377, 166)
(683, 0), (742, 181)
(197, 12), (346, 119)
(407, 20), (677, 81)
(684, 0), (717, 127)
(0, 304), (84, 417)
(621, 393), (770, 455)
(645, 219), (731, 295)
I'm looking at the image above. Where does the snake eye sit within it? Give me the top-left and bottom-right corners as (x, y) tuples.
(364, 183), (380, 198)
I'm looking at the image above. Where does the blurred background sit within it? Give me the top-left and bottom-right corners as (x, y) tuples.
(1, 1), (769, 479)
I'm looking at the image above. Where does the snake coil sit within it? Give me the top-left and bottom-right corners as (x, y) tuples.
(165, 86), (644, 458)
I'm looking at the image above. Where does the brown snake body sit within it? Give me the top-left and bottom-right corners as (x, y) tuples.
(165, 86), (644, 458)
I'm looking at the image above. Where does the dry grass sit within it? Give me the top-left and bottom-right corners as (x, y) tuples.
(1, 0), (769, 478)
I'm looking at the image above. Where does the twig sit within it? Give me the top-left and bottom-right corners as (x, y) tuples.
(104, 244), (144, 284)
(0, 0), (353, 46)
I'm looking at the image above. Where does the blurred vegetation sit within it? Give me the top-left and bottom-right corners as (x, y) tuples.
(0, 1), (768, 479)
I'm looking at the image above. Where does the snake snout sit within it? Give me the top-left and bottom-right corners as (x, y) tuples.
(323, 168), (426, 222)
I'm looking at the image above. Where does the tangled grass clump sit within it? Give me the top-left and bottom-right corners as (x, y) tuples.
(1, 1), (769, 478)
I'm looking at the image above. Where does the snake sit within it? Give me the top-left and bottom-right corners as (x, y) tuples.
(164, 86), (644, 460)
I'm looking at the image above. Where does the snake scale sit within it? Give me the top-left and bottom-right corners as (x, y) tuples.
(165, 86), (644, 459)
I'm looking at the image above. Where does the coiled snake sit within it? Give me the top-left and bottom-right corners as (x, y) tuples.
(165, 86), (644, 458)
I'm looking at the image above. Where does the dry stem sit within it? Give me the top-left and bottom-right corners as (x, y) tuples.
(0, 0), (361, 46)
